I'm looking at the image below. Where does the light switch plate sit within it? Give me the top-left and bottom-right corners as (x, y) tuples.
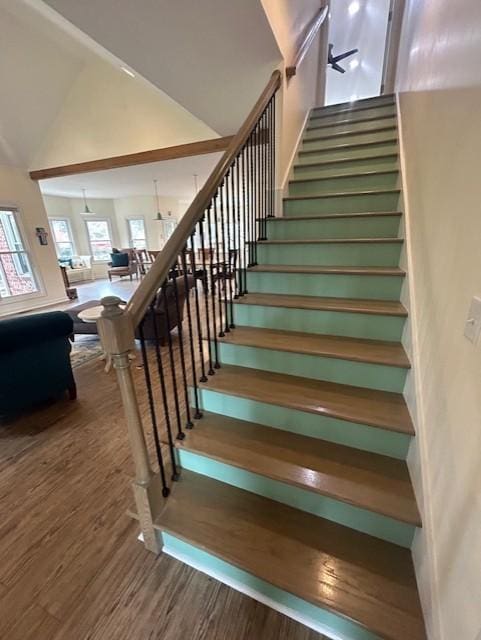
(464, 296), (481, 343)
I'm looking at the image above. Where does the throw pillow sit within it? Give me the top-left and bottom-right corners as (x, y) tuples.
(110, 252), (129, 267)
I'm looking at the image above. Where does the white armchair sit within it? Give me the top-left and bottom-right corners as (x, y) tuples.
(67, 255), (94, 283)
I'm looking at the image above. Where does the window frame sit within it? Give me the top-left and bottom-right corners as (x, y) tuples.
(126, 216), (148, 250)
(49, 217), (76, 260)
(84, 218), (114, 262)
(0, 206), (42, 305)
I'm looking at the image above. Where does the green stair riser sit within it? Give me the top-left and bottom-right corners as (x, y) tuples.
(310, 98), (396, 120)
(284, 192), (400, 216)
(289, 172), (399, 196)
(303, 130), (397, 152)
(313, 97), (395, 114)
(266, 216), (401, 240)
(162, 533), (381, 640)
(298, 142), (398, 164)
(178, 450), (414, 547)
(233, 303), (405, 340)
(214, 342), (407, 392)
(310, 103), (396, 127)
(196, 388), (410, 459)
(257, 242), (402, 266)
(293, 157), (398, 179)
(305, 117), (397, 139)
(246, 271), (403, 300)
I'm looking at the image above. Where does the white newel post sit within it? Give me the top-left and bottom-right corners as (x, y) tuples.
(98, 295), (162, 554)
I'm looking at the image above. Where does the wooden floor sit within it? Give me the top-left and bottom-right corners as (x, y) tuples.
(0, 319), (323, 639)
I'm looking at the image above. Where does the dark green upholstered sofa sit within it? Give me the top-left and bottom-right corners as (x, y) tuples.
(0, 311), (76, 419)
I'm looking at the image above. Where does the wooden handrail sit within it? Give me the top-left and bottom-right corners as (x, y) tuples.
(285, 5), (328, 79)
(126, 70), (282, 327)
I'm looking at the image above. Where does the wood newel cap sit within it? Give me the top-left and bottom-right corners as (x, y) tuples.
(98, 295), (135, 356)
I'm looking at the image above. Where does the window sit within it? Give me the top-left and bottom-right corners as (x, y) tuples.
(49, 218), (75, 260)
(85, 220), (113, 261)
(0, 208), (38, 299)
(127, 218), (147, 249)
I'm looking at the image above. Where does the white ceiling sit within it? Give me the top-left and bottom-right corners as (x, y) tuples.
(325, 0), (391, 105)
(39, 153), (222, 199)
(37, 0), (282, 135)
(0, 0), (93, 167)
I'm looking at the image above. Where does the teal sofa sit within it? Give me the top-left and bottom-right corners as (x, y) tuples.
(0, 311), (76, 419)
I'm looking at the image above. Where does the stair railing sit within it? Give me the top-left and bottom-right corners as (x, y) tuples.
(98, 70), (281, 552)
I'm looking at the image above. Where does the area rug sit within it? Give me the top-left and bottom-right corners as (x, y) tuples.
(70, 337), (104, 369)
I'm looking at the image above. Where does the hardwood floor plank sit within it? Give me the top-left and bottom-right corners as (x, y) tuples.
(218, 326), (410, 368)
(157, 471), (426, 640)
(249, 264), (405, 276)
(200, 364), (414, 434)
(178, 411), (420, 524)
(235, 292), (408, 316)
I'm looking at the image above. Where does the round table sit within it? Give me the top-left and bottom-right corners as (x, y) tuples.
(78, 304), (126, 372)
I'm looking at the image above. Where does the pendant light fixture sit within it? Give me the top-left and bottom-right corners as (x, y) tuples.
(80, 188), (94, 215)
(152, 179), (163, 221)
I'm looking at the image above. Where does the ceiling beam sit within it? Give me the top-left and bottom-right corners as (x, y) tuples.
(29, 136), (233, 181)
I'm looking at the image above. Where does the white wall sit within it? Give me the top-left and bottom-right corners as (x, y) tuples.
(39, 0), (281, 135)
(43, 193), (190, 276)
(113, 195), (186, 251)
(325, 0), (391, 105)
(396, 2), (481, 639)
(0, 166), (66, 316)
(261, 0), (324, 194)
(32, 60), (218, 170)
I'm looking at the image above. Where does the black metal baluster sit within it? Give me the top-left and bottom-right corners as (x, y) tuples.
(271, 95), (276, 219)
(269, 98), (274, 219)
(246, 137), (252, 267)
(231, 162), (239, 300)
(206, 204), (220, 368)
(161, 280), (184, 441)
(213, 190), (225, 337)
(219, 179), (230, 333)
(150, 300), (180, 480)
(170, 265), (193, 428)
(249, 132), (256, 266)
(198, 214), (215, 375)
(138, 320), (169, 496)
(235, 155), (243, 297)
(180, 247), (202, 419)
(189, 232), (208, 382)
(240, 145), (248, 293)
(225, 167), (235, 329)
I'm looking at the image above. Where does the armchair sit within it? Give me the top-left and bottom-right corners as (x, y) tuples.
(0, 311), (76, 419)
(108, 249), (139, 281)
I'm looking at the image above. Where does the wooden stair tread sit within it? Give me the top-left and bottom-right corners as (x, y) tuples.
(306, 125), (397, 143)
(178, 412), (419, 524)
(299, 138), (398, 155)
(295, 153), (398, 170)
(258, 237), (403, 244)
(249, 264), (405, 276)
(218, 325), (410, 368)
(235, 292), (407, 316)
(290, 169), (398, 184)
(308, 113), (396, 130)
(284, 188), (401, 201)
(200, 364), (414, 434)
(311, 98), (396, 118)
(265, 211), (402, 221)
(157, 471), (426, 640)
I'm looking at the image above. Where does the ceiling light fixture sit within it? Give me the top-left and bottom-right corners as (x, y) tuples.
(120, 66), (135, 78)
(348, 1), (360, 16)
(152, 179), (163, 221)
(80, 188), (94, 215)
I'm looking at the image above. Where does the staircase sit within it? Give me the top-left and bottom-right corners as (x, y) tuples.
(150, 94), (426, 640)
